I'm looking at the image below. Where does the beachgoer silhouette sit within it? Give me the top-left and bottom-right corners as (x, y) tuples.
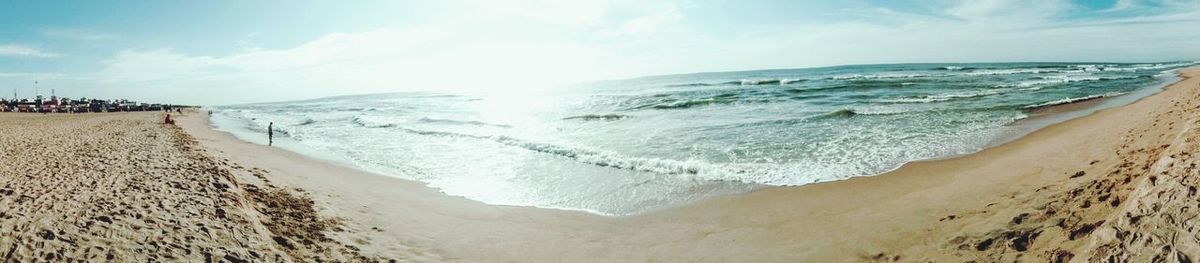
(268, 122), (274, 146)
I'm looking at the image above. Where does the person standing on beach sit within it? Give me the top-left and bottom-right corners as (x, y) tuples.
(268, 122), (274, 146)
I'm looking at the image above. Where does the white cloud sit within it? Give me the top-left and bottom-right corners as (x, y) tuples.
(727, 4), (1200, 67)
(463, 0), (613, 29)
(68, 2), (691, 104)
(944, 0), (1073, 23)
(80, 26), (619, 104)
(604, 6), (683, 36)
(97, 49), (225, 82)
(0, 44), (61, 58)
(39, 0), (1200, 105)
(1103, 0), (1138, 12)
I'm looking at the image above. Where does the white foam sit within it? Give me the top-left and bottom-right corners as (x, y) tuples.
(828, 73), (932, 80)
(737, 78), (801, 85)
(1023, 91), (1127, 109)
(881, 89), (1009, 103)
(1103, 62), (1196, 72)
(959, 68), (1059, 76)
(1007, 74), (1137, 88)
(364, 124), (781, 182)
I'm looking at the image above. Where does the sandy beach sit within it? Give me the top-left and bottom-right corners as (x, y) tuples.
(1, 67), (1197, 261)
(0, 113), (379, 261)
(4, 1), (1199, 262)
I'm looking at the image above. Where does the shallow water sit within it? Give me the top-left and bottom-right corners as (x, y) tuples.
(210, 61), (1197, 215)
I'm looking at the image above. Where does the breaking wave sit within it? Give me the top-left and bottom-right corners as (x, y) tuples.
(736, 78), (804, 85)
(417, 117), (511, 128)
(563, 114), (629, 121)
(1010, 75), (1143, 88)
(296, 118), (317, 126)
(959, 68), (1063, 76)
(805, 107), (915, 120)
(351, 116), (397, 128)
(880, 89), (1010, 103)
(1023, 92), (1128, 110)
(667, 78), (806, 87)
(1101, 62), (1197, 72)
(627, 95), (770, 110)
(828, 73), (934, 80)
(351, 120), (765, 179)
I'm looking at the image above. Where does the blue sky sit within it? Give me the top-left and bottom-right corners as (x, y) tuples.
(1, 0), (1199, 104)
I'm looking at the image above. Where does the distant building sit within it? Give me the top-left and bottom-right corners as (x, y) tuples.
(42, 95), (62, 113)
(0, 92), (176, 114)
(17, 100), (37, 112)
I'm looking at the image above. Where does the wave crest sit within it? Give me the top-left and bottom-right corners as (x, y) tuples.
(667, 78), (805, 87)
(351, 116), (397, 128)
(563, 114), (629, 121)
(880, 89), (1009, 104)
(379, 125), (748, 177)
(1023, 91), (1127, 110)
(417, 117), (511, 128)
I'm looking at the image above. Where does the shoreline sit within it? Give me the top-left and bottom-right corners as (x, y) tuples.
(175, 66), (1200, 260)
(908, 68), (1183, 165)
(202, 67), (1185, 217)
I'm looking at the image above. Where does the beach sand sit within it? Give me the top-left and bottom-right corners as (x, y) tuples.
(3, 67), (1198, 262)
(0, 113), (379, 261)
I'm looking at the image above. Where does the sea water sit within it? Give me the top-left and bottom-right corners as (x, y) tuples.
(210, 62), (1197, 215)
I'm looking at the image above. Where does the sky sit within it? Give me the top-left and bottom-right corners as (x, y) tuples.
(1, 0), (1199, 105)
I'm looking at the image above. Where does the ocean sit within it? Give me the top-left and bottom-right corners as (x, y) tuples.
(210, 61), (1197, 215)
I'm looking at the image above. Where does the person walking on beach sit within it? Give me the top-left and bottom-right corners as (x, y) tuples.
(268, 122), (274, 146)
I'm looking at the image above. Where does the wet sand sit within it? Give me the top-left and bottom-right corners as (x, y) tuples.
(2, 67), (1196, 262)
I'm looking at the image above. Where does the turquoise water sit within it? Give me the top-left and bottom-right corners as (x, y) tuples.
(211, 61), (1196, 215)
